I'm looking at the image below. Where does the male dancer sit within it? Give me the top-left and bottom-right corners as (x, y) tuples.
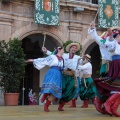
(78, 54), (96, 108)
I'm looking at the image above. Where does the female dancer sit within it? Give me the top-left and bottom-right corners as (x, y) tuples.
(26, 46), (64, 112)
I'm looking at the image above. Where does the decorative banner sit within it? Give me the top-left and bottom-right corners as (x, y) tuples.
(98, 0), (119, 28)
(34, 0), (60, 26)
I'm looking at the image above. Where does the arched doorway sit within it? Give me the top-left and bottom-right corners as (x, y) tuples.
(85, 42), (101, 78)
(19, 33), (61, 105)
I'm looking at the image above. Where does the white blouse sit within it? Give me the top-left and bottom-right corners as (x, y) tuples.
(78, 62), (92, 75)
(46, 51), (81, 70)
(88, 28), (111, 61)
(105, 37), (120, 94)
(105, 37), (120, 56)
(33, 55), (63, 70)
(62, 53), (81, 70)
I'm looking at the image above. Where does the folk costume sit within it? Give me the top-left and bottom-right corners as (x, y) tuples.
(105, 36), (120, 80)
(46, 43), (81, 110)
(61, 53), (81, 108)
(94, 27), (120, 117)
(88, 27), (112, 113)
(34, 55), (63, 98)
(78, 54), (96, 108)
(103, 35), (120, 116)
(88, 28), (111, 76)
(33, 54), (64, 111)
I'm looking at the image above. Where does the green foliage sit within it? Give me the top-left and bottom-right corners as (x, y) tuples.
(63, 40), (82, 55)
(0, 38), (26, 93)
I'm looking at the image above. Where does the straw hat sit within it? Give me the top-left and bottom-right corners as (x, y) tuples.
(66, 43), (80, 52)
(84, 54), (91, 62)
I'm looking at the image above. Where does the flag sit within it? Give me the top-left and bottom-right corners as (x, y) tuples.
(34, 0), (60, 26)
(98, 0), (119, 28)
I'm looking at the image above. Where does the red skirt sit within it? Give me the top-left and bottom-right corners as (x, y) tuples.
(108, 59), (120, 79)
(94, 78), (120, 97)
(94, 55), (120, 97)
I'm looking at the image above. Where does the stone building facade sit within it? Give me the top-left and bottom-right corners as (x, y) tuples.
(0, 0), (120, 105)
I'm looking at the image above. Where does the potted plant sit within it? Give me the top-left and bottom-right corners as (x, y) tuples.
(0, 38), (26, 106)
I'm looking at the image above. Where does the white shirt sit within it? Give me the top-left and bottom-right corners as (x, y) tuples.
(62, 53), (81, 70)
(78, 62), (92, 75)
(46, 51), (81, 71)
(88, 28), (111, 61)
(33, 55), (63, 70)
(105, 37), (120, 94)
(105, 37), (120, 56)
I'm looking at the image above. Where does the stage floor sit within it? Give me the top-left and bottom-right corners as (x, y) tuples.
(0, 104), (119, 120)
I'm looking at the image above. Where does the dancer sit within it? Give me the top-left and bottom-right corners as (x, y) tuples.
(94, 27), (120, 117)
(78, 54), (96, 108)
(88, 21), (112, 114)
(88, 21), (111, 77)
(42, 42), (82, 111)
(102, 27), (120, 117)
(26, 46), (64, 112)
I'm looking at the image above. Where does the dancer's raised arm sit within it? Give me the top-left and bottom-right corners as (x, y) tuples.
(42, 47), (52, 55)
(88, 21), (102, 45)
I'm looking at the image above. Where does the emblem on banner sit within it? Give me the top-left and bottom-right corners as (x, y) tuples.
(98, 0), (118, 28)
(35, 0), (59, 25)
(43, 0), (51, 12)
(104, 5), (113, 19)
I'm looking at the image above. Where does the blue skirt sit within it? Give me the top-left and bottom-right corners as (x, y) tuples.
(41, 67), (62, 98)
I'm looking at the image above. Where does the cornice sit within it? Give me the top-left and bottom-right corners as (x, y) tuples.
(60, 0), (98, 11)
(1, 0), (34, 6)
(2, 0), (120, 13)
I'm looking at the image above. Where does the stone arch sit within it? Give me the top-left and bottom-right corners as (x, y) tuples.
(85, 42), (98, 54)
(83, 40), (101, 78)
(16, 24), (68, 105)
(11, 23), (66, 45)
(20, 30), (63, 46)
(81, 39), (95, 54)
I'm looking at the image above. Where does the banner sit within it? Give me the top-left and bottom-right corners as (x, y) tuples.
(34, 0), (60, 26)
(98, 0), (119, 28)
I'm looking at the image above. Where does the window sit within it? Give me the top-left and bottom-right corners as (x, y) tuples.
(84, 0), (98, 4)
(74, 0), (98, 4)
(92, 0), (98, 4)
